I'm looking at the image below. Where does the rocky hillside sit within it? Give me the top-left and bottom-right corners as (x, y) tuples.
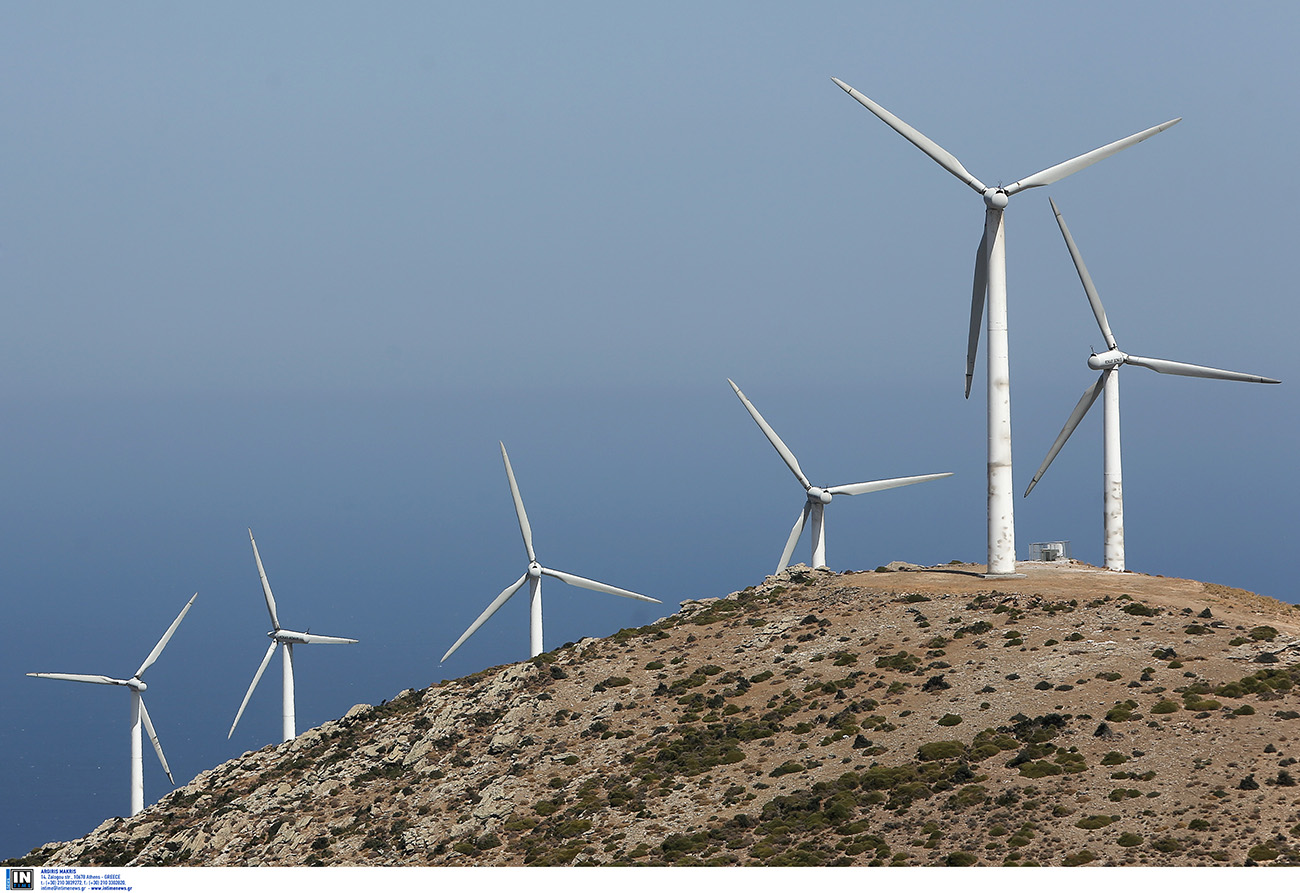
(8, 561), (1300, 867)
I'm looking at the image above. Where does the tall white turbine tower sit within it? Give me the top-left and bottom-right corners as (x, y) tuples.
(229, 529), (358, 743)
(1024, 198), (1279, 570)
(28, 593), (196, 817)
(729, 379), (952, 572)
(831, 77), (1179, 576)
(441, 442), (660, 664)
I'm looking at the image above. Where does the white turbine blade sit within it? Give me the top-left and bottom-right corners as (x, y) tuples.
(776, 504), (810, 574)
(441, 573), (529, 663)
(135, 593), (197, 679)
(1005, 118), (1181, 195)
(826, 471), (954, 496)
(1049, 198), (1117, 350)
(831, 78), (987, 194)
(1124, 354), (1280, 383)
(540, 567), (661, 603)
(249, 529), (281, 632)
(27, 672), (123, 686)
(228, 641), (278, 738)
(1024, 371), (1109, 497)
(966, 225), (989, 398)
(727, 379), (811, 490)
(138, 697), (174, 784)
(295, 633), (359, 645)
(500, 443), (536, 563)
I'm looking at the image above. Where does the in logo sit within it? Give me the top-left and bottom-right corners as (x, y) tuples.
(5, 869), (34, 891)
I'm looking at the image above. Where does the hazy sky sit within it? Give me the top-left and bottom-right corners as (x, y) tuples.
(3, 2), (1297, 860)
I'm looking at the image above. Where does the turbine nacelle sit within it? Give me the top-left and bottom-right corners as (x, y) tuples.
(982, 188), (1009, 210)
(127, 678), (146, 692)
(1088, 349), (1127, 370)
(806, 487), (833, 505)
(272, 629), (313, 645)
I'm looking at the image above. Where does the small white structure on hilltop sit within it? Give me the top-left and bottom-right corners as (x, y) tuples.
(1028, 541), (1072, 562)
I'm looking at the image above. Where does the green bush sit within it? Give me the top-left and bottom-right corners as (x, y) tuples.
(1100, 751), (1129, 766)
(769, 761), (806, 778)
(1123, 602), (1158, 616)
(1150, 700), (1180, 714)
(1106, 700), (1140, 722)
(1075, 815), (1117, 830)
(875, 651), (920, 672)
(1232, 704), (1256, 716)
(1151, 838), (1182, 853)
(945, 852), (978, 866)
(1016, 760), (1062, 779)
(1117, 832), (1143, 847)
(1249, 626), (1278, 641)
(917, 740), (965, 761)
(1062, 851), (1097, 866)
(1247, 844), (1279, 862)
(937, 714), (962, 727)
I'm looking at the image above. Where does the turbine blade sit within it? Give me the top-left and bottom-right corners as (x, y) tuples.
(295, 633), (359, 645)
(1024, 371), (1109, 497)
(826, 471), (954, 496)
(249, 529), (281, 632)
(228, 641), (278, 738)
(541, 567), (660, 603)
(135, 593), (197, 679)
(727, 379), (811, 490)
(966, 225), (989, 398)
(138, 697), (174, 784)
(831, 78), (987, 194)
(776, 504), (810, 574)
(27, 673), (123, 686)
(500, 443), (536, 563)
(1123, 355), (1280, 384)
(1049, 198), (1118, 350)
(1005, 118), (1181, 195)
(441, 573), (529, 663)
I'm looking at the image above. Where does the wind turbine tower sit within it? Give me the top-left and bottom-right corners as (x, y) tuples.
(831, 78), (1178, 575)
(229, 529), (358, 743)
(728, 379), (952, 572)
(1024, 199), (1279, 570)
(28, 593), (196, 817)
(441, 442), (660, 664)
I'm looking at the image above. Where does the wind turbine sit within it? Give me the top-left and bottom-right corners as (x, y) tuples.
(728, 379), (953, 573)
(28, 593), (196, 817)
(441, 442), (661, 663)
(1024, 198), (1279, 570)
(831, 77), (1179, 575)
(229, 529), (358, 743)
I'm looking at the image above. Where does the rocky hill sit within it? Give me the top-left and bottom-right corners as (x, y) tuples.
(8, 561), (1300, 867)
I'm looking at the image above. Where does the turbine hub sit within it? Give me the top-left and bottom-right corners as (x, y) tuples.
(527, 562), (543, 579)
(808, 487), (832, 505)
(1088, 348), (1127, 370)
(130, 679), (147, 692)
(983, 189), (1009, 210)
